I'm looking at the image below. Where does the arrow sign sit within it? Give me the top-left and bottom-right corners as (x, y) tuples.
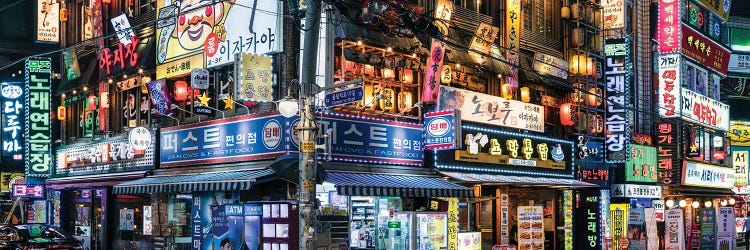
(324, 86), (364, 107)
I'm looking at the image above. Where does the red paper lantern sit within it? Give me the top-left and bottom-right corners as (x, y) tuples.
(560, 103), (575, 126)
(87, 95), (97, 111)
(175, 80), (188, 101)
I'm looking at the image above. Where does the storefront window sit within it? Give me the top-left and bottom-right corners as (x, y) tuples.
(114, 194), (152, 249)
(168, 194), (192, 240)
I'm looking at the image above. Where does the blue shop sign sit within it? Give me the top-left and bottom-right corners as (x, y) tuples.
(160, 113), (291, 167)
(424, 110), (461, 150)
(244, 204), (263, 216)
(289, 113), (424, 166)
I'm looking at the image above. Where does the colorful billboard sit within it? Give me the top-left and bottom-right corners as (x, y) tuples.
(657, 0), (680, 53)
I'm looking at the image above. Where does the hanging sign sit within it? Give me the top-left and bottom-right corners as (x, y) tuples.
(682, 161), (735, 189)
(563, 190), (573, 250)
(610, 204), (630, 249)
(602, 0), (625, 30)
(146, 79), (175, 117)
(237, 53), (273, 102)
(434, 0), (453, 36)
(657, 0), (680, 53)
(700, 208), (717, 250)
(681, 23), (731, 75)
(610, 184), (662, 199)
(110, 14), (135, 45)
(627, 208), (646, 250)
(652, 200), (665, 222)
(734, 151), (749, 187)
(98, 35), (154, 79)
(437, 85), (545, 132)
(604, 39), (631, 163)
(624, 144), (658, 183)
(575, 189), (601, 250)
(468, 22), (499, 64)
(657, 122), (680, 185)
(423, 110), (461, 150)
(25, 58), (52, 178)
(533, 52), (568, 79)
(680, 88), (729, 131)
(665, 208), (685, 250)
(716, 207), (735, 249)
(500, 194), (509, 246)
(63, 48), (81, 81)
(190, 68), (209, 89)
(143, 205), (153, 235)
(423, 39), (447, 102)
(657, 54), (680, 117)
(2, 83), (24, 161)
(36, 0), (60, 42)
(505, 0), (520, 88)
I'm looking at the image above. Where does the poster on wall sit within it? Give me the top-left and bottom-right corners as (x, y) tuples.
(237, 53), (273, 102)
(36, 0), (60, 42)
(501, 194), (509, 246)
(517, 206), (543, 250)
(24, 58), (52, 178)
(155, 0), (282, 78)
(700, 208), (716, 250)
(602, 0), (625, 30)
(143, 206), (152, 235)
(665, 208), (685, 250)
(717, 207), (735, 250)
(437, 85), (545, 132)
(604, 39), (631, 163)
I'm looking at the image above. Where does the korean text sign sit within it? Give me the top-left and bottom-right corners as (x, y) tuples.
(657, 0), (680, 53)
(36, 0), (60, 42)
(12, 184), (44, 199)
(437, 85), (544, 132)
(25, 58), (52, 177)
(575, 189), (601, 250)
(604, 39), (631, 163)
(304, 113), (424, 166)
(55, 135), (155, 176)
(155, 0), (282, 79)
(657, 54), (680, 117)
(681, 161), (735, 189)
(424, 110), (460, 150)
(2, 83), (24, 160)
(160, 113), (289, 167)
(237, 53), (273, 102)
(681, 23), (731, 75)
(679, 88), (729, 131)
(624, 144), (658, 182)
(505, 0), (520, 88)
(657, 123), (680, 185)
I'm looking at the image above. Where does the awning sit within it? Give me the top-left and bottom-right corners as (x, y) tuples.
(46, 171), (149, 189)
(445, 46), (511, 76)
(113, 169), (276, 194)
(441, 171), (598, 189)
(325, 172), (474, 198)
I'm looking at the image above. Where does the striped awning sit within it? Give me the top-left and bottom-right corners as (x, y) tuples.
(441, 171), (598, 188)
(113, 169), (276, 194)
(326, 172), (474, 198)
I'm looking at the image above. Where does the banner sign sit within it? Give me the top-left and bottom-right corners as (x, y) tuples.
(624, 144), (658, 183)
(437, 85), (545, 132)
(681, 23), (731, 75)
(604, 39), (631, 163)
(505, 0), (520, 88)
(155, 0), (282, 78)
(610, 204), (629, 248)
(717, 207), (735, 250)
(191, 196), (203, 250)
(146, 79), (175, 117)
(517, 206), (543, 249)
(110, 14), (135, 45)
(63, 48), (81, 81)
(424, 110), (460, 150)
(533, 52), (568, 79)
(12, 184), (44, 199)
(422, 39), (446, 102)
(25, 58), (52, 177)
(55, 134), (155, 176)
(665, 208), (685, 250)
(611, 184), (662, 199)
(700, 208), (717, 250)
(237, 53), (273, 102)
(645, 208), (658, 250)
(657, 0), (681, 53)
(602, 0), (625, 30)
(294, 113), (424, 166)
(682, 161), (735, 189)
(2, 83), (24, 160)
(447, 198), (458, 250)
(680, 88), (729, 131)
(657, 54), (680, 117)
(734, 151), (749, 187)
(160, 113), (290, 167)
(575, 189), (601, 250)
(36, 0), (60, 42)
(438, 123), (574, 177)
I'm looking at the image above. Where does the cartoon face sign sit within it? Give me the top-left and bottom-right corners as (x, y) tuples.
(173, 0), (226, 51)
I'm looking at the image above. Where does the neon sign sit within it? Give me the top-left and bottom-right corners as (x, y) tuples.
(2, 83), (24, 160)
(25, 58), (52, 177)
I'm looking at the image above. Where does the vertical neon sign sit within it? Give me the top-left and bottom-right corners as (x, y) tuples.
(25, 58), (52, 177)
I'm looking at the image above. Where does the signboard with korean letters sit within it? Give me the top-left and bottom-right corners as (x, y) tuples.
(2, 83), (24, 161)
(437, 85), (545, 133)
(657, 54), (680, 118)
(681, 161), (735, 189)
(610, 184), (662, 199)
(604, 39), (631, 163)
(289, 113), (424, 166)
(574, 189), (601, 250)
(25, 58), (52, 177)
(424, 110), (461, 150)
(680, 88), (729, 131)
(435, 123), (574, 177)
(56, 131), (155, 176)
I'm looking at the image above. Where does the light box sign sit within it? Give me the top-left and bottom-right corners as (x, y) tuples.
(578, 137), (609, 185)
(2, 83), (24, 160)
(36, 0), (60, 42)
(624, 144), (658, 183)
(99, 36), (152, 79)
(604, 39), (631, 163)
(532, 52), (568, 79)
(682, 161), (735, 189)
(437, 85), (545, 133)
(611, 184), (662, 199)
(728, 54), (750, 74)
(424, 110), (461, 150)
(155, 0), (282, 78)
(602, 0), (625, 30)
(574, 189), (601, 250)
(681, 23), (731, 75)
(237, 53), (273, 102)
(160, 113), (290, 167)
(505, 0), (520, 88)
(55, 134), (155, 176)
(657, 0), (681, 53)
(435, 123), (574, 177)
(680, 88), (729, 131)
(730, 121), (750, 146)
(657, 54), (680, 117)
(12, 184), (44, 199)
(734, 151), (749, 187)
(290, 113), (424, 166)
(25, 58), (52, 178)
(697, 0), (731, 20)
(657, 123), (681, 185)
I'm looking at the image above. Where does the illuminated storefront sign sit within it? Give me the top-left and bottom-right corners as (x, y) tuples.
(610, 204), (629, 248)
(602, 0), (625, 30)
(657, 54), (680, 117)
(2, 83), (24, 160)
(98, 36), (151, 77)
(657, 0), (680, 53)
(424, 110), (461, 150)
(434, 123), (574, 177)
(25, 58), (52, 177)
(237, 53), (273, 102)
(657, 123), (680, 185)
(680, 88), (729, 131)
(468, 22), (499, 64)
(624, 144), (658, 183)
(505, 0), (520, 87)
(575, 189), (601, 250)
(155, 0), (282, 78)
(12, 184), (44, 199)
(611, 184), (662, 199)
(36, 0), (60, 42)
(604, 39), (631, 163)
(730, 121), (750, 146)
(437, 85), (545, 133)
(681, 23), (731, 75)
(682, 161), (734, 189)
(578, 137), (609, 185)
(734, 151), (749, 187)
(161, 113), (290, 167)
(56, 134), (155, 176)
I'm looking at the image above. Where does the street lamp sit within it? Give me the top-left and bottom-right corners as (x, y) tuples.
(278, 86), (299, 118)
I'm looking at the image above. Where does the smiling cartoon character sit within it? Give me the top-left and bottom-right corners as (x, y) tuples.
(157, 0), (234, 64)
